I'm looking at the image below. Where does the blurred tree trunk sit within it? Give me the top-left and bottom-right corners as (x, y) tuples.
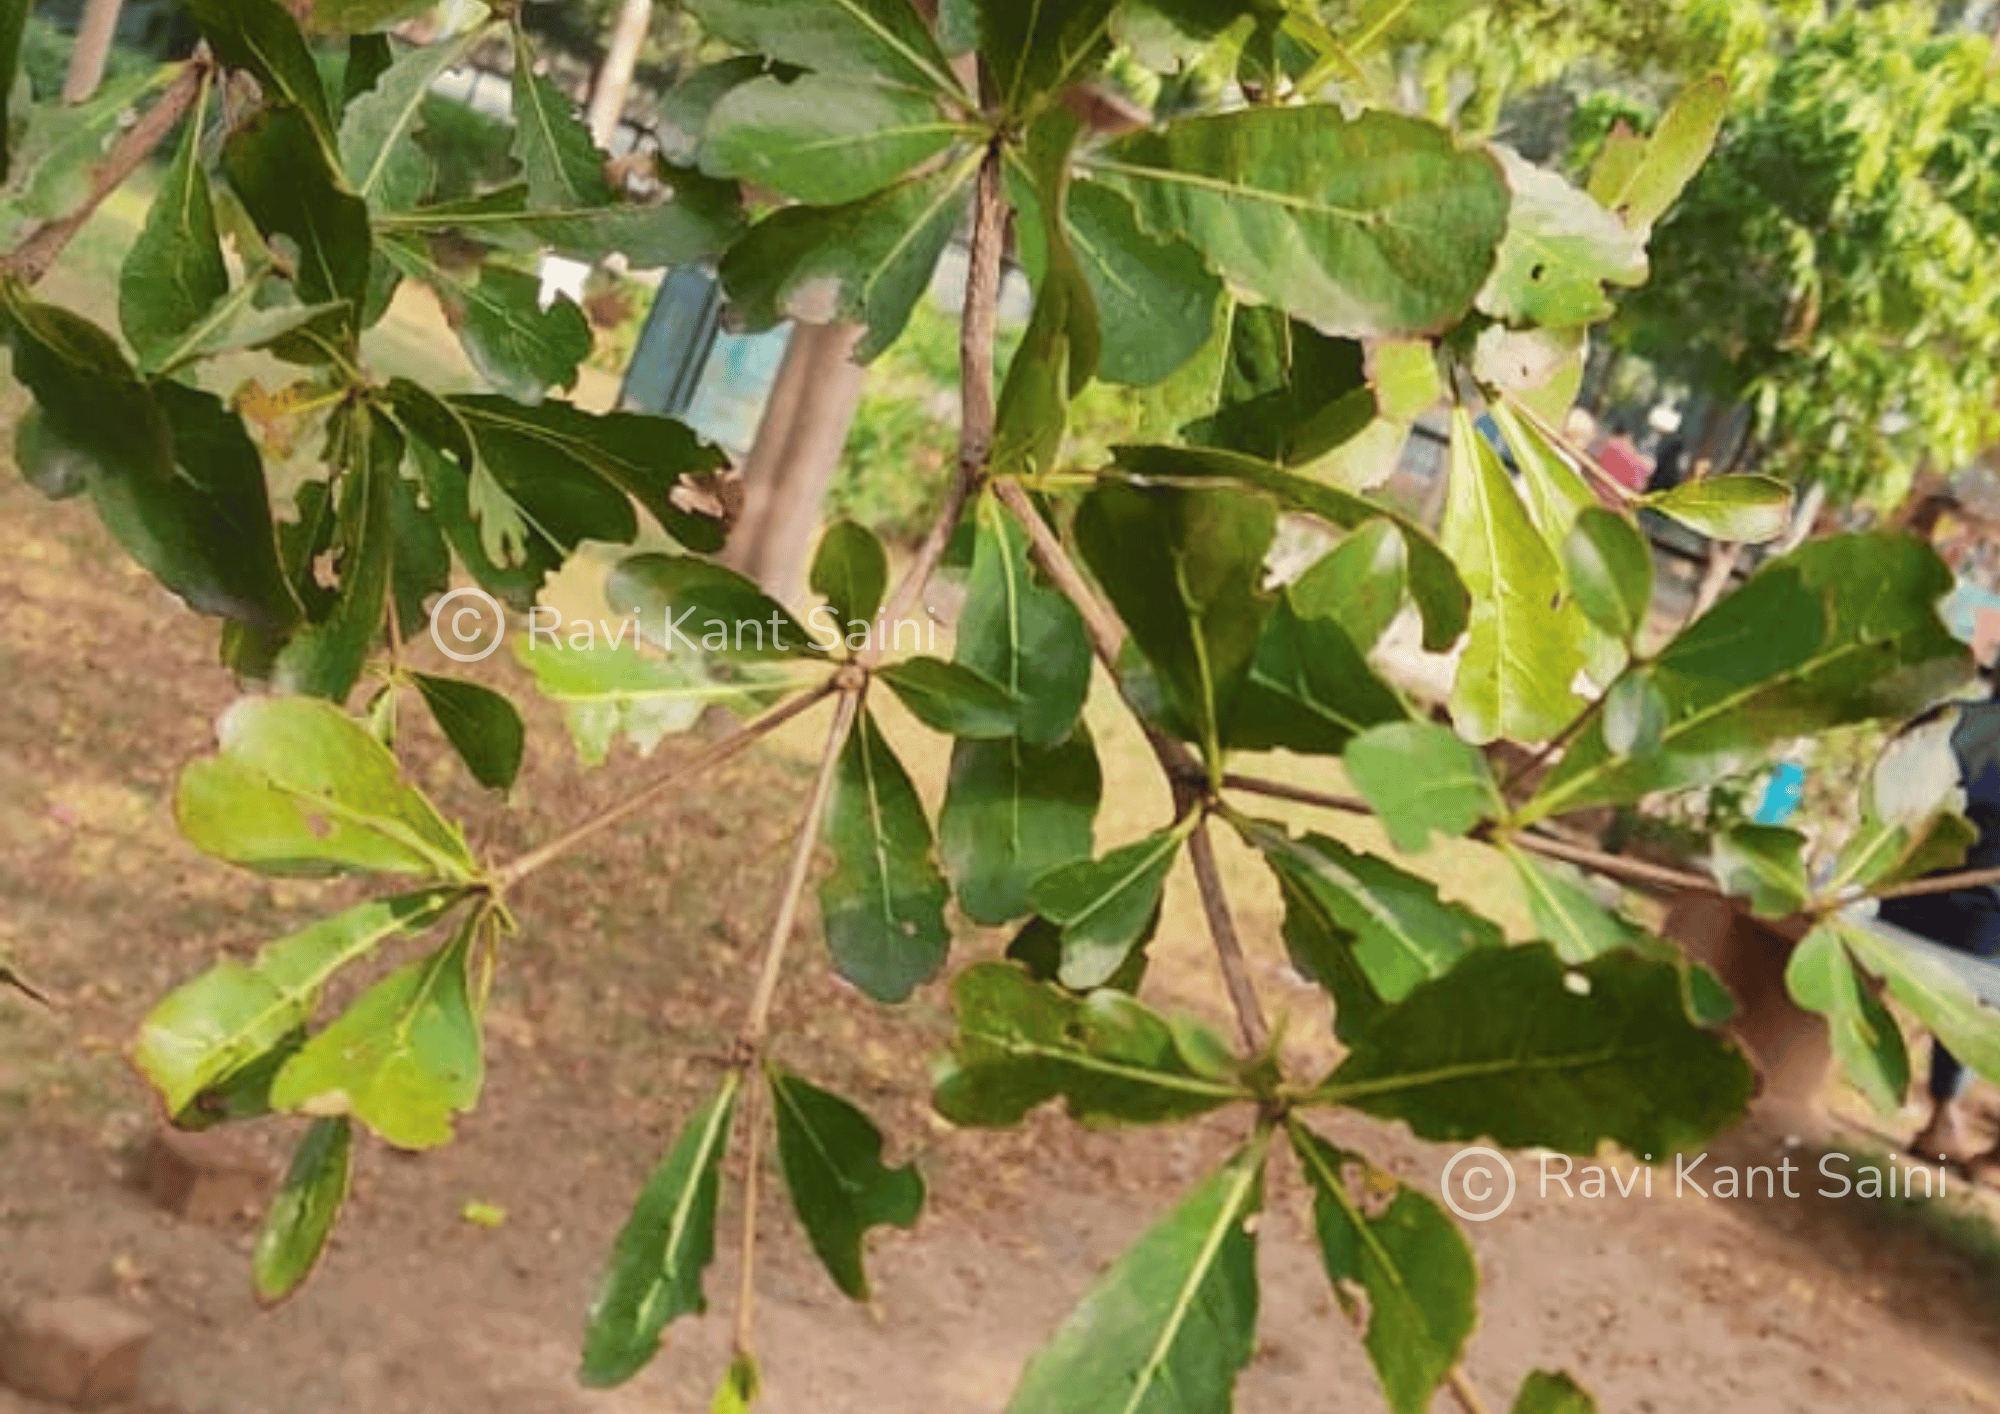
(586, 0), (651, 146)
(64, 0), (125, 102)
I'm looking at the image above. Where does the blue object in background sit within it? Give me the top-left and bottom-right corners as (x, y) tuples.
(1754, 763), (1806, 826)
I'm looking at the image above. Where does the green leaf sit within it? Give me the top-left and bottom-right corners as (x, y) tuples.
(521, 639), (774, 767)
(702, 74), (971, 207)
(176, 694), (478, 880)
(710, 1356), (761, 1414)
(1828, 716), (1975, 894)
(1246, 821), (1501, 1037)
(1711, 825), (1809, 919)
(1527, 534), (1968, 821)
(387, 174), (747, 271)
(268, 918), (485, 1149)
(1602, 670), (1668, 757)
(1644, 476), (1793, 545)
(139, 287), (351, 381)
(933, 963), (1245, 1127)
(1786, 925), (1909, 1116)
(1224, 603), (1407, 756)
(978, 0), (1119, 117)
(223, 106), (372, 316)
(1491, 401), (1594, 560)
(254, 1118), (353, 1304)
(341, 33), (395, 108)
(1478, 146), (1646, 328)
(582, 1072), (740, 1388)
(5, 69), (157, 224)
(609, 554), (823, 662)
(1005, 1145), (1263, 1414)
(1320, 944), (1755, 1155)
(189, 0), (339, 156)
(1344, 722), (1501, 853)
(133, 890), (461, 1116)
(313, 0), (441, 31)
(1836, 917), (2000, 1085)
(1591, 75), (1728, 230)
(118, 77), (229, 363)
(385, 241), (589, 402)
(689, 0), (963, 95)
(811, 520), (889, 626)
(1290, 1123), (1475, 1414)
(940, 729), (1102, 927)
(768, 1068), (924, 1300)
(1076, 481), (1277, 771)
(1032, 828), (1187, 991)
(1111, 445), (1469, 653)
(1068, 179), (1221, 387)
(1512, 1370), (1597, 1414)
(387, 466), (450, 643)
(1184, 303), (1374, 467)
(0, 0), (26, 181)
(341, 32), (482, 212)
(510, 46), (613, 210)
(1443, 410), (1587, 743)
(878, 658), (1019, 740)
(1005, 912), (1154, 995)
(658, 57), (767, 164)
(1505, 849), (1638, 964)
(820, 709), (951, 1003)
(1091, 107), (1509, 338)
(410, 674), (525, 792)
(720, 156), (979, 361)
(1290, 520), (1408, 650)
(956, 495), (1092, 746)
(1564, 507), (1654, 645)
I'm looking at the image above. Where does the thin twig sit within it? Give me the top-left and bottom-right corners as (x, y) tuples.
(491, 681), (836, 890)
(1188, 818), (1270, 1053)
(1221, 773), (1372, 817)
(4, 59), (207, 285)
(1874, 864), (2000, 903)
(732, 1068), (767, 1362)
(1499, 687), (1613, 804)
(1446, 1367), (1494, 1414)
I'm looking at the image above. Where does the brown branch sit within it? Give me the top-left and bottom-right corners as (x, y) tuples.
(732, 1068), (767, 1363)
(1446, 1367), (1494, 1414)
(1222, 773), (1372, 817)
(1189, 818), (1270, 1053)
(1874, 864), (2000, 903)
(5, 60), (207, 286)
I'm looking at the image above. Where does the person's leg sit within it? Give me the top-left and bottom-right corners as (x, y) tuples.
(1914, 1040), (1972, 1161)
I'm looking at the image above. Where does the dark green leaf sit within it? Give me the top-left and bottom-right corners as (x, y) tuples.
(118, 77), (229, 362)
(689, 0), (963, 95)
(188, 0), (338, 154)
(341, 35), (395, 110)
(811, 520), (888, 626)
(978, 0), (1119, 117)
(1478, 146), (1646, 328)
(411, 674), (525, 792)
(1711, 825), (1809, 919)
(140, 288), (352, 380)
(1005, 1145), (1263, 1414)
(1289, 520), (1408, 650)
(820, 709), (951, 1002)
(0, 0), (25, 180)
(941, 729), (1101, 926)
(720, 157), (979, 361)
(1224, 603), (1407, 756)
(1291, 1123), (1475, 1414)
(341, 32), (482, 212)
(133, 890), (461, 1115)
(254, 1118), (353, 1304)
(388, 173), (747, 271)
(878, 658), (1019, 739)
(1032, 828), (1186, 990)
(658, 56), (768, 164)
(1786, 925), (1909, 1116)
(510, 45), (613, 210)
(1644, 477), (1794, 545)
(1076, 481), (1277, 769)
(386, 467), (450, 643)
(1511, 1370), (1597, 1414)
(1091, 107), (1509, 337)
(956, 495), (1092, 746)
(1184, 303), (1374, 466)
(223, 106), (372, 315)
(1320, 944), (1755, 1155)
(582, 1073), (740, 1387)
(1068, 179), (1220, 387)
(609, 554), (822, 662)
(1564, 507), (1654, 645)
(387, 243), (591, 403)
(932, 963), (1245, 1127)
(769, 1068), (924, 1301)
(702, 74), (970, 206)
(1344, 722), (1501, 853)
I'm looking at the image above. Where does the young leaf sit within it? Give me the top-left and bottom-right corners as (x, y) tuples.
(932, 963), (1245, 1128)
(609, 554), (823, 661)
(1591, 75), (1729, 231)
(1289, 520), (1409, 650)
(720, 156), (980, 361)
(956, 494), (1092, 746)
(702, 75), (972, 207)
(768, 1069), (925, 1301)
(410, 674), (525, 793)
(819, 709), (952, 1003)
(689, 0), (963, 96)
(1442, 410), (1587, 744)
(1004, 1145), (1264, 1414)
(1344, 722), (1502, 854)
(1710, 825), (1809, 919)
(811, 520), (889, 627)
(1032, 827), (1187, 990)
(119, 77), (229, 363)
(1644, 476), (1794, 545)
(582, 1072), (740, 1388)
(188, 0), (339, 155)
(877, 659), (1019, 740)
(515, 639), (762, 766)
(268, 920), (486, 1150)
(1223, 603), (1409, 757)
(1512, 1370), (1598, 1414)
(1564, 508), (1654, 645)
(940, 729), (1102, 927)
(1491, 401), (1595, 559)
(1090, 107), (1510, 338)
(510, 48), (615, 211)
(254, 1117), (353, 1304)
(1785, 925), (1909, 1116)
(176, 694), (478, 880)
(1319, 944), (1755, 1156)
(977, 0), (1120, 116)
(1477, 146), (1646, 328)
(132, 890), (461, 1116)
(1291, 1123), (1475, 1414)
(711, 1355), (760, 1414)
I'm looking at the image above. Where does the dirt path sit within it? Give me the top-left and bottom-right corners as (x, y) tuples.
(7, 440), (2000, 1414)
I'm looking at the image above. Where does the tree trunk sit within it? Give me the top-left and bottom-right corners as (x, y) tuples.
(726, 323), (869, 607)
(63, 0), (125, 104)
(585, 0), (651, 147)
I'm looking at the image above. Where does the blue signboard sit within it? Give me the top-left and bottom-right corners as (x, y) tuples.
(619, 266), (791, 461)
